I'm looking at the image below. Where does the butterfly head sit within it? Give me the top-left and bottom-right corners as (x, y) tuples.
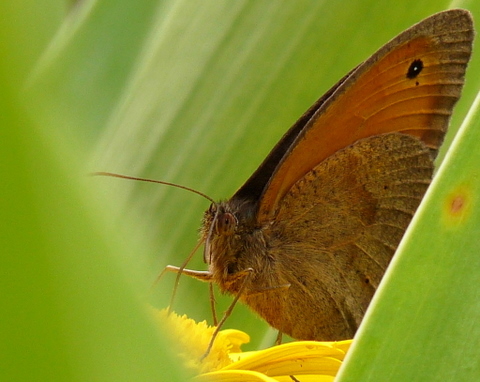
(201, 198), (261, 286)
(202, 201), (238, 265)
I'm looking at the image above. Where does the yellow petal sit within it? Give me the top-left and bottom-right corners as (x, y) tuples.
(274, 376), (335, 382)
(195, 369), (279, 382)
(218, 329), (251, 354)
(224, 340), (352, 378)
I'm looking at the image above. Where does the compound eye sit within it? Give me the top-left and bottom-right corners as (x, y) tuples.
(216, 212), (236, 235)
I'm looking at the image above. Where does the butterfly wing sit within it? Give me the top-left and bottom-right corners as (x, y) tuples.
(260, 133), (433, 339)
(233, 10), (473, 223)
(226, 10), (473, 340)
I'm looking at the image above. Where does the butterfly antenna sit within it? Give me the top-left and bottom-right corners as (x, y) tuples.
(92, 171), (216, 204)
(93, 171), (215, 312)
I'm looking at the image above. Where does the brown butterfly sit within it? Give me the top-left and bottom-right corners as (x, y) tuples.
(160, 9), (474, 341)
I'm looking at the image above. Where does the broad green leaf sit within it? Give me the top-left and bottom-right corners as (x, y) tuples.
(2, 1), (186, 381)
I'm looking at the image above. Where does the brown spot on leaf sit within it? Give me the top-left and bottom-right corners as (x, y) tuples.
(443, 186), (472, 226)
(450, 195), (465, 215)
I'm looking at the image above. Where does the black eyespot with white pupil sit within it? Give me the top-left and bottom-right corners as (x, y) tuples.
(406, 59), (424, 80)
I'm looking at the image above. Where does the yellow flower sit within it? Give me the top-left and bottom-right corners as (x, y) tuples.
(155, 309), (352, 381)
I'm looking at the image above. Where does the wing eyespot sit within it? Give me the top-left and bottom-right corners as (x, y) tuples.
(406, 58), (424, 79)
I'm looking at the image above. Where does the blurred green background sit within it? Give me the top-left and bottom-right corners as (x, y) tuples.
(2, 0), (479, 381)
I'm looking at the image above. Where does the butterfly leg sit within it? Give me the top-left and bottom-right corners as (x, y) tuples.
(276, 330), (283, 345)
(202, 268), (254, 359)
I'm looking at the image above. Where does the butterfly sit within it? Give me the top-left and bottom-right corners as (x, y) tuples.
(166, 9), (474, 341)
